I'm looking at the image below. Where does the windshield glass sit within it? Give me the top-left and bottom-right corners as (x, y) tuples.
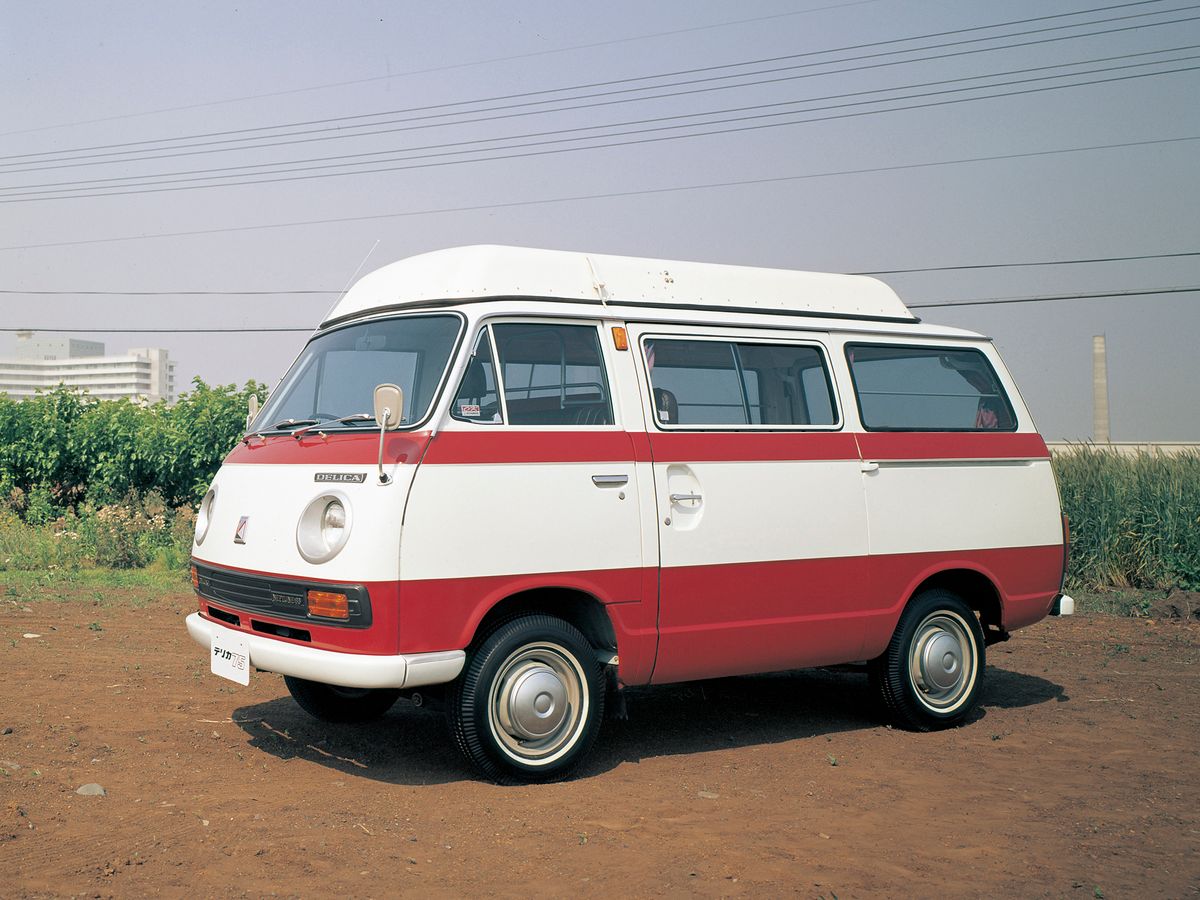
(253, 314), (462, 431)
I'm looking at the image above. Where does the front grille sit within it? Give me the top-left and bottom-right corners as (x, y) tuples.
(193, 561), (372, 628)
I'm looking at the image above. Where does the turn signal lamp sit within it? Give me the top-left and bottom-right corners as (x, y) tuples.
(611, 326), (629, 351)
(190, 564), (199, 590)
(307, 589), (350, 620)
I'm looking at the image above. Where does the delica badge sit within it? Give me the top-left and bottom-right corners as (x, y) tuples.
(459, 404), (481, 417)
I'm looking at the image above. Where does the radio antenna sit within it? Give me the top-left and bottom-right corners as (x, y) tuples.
(318, 239), (381, 326)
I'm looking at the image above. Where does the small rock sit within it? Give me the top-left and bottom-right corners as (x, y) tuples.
(22, 633), (40, 639)
(76, 783), (106, 796)
(697, 790), (719, 800)
(2, 727), (13, 735)
(818, 832), (831, 840)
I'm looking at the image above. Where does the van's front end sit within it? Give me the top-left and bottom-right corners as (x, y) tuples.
(185, 311), (467, 709)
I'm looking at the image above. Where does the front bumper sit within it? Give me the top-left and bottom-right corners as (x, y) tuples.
(186, 613), (465, 689)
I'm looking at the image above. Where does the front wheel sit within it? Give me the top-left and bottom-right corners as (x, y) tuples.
(283, 676), (400, 723)
(447, 615), (605, 784)
(870, 589), (985, 731)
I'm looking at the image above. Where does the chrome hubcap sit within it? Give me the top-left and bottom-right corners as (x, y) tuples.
(489, 642), (586, 764)
(908, 612), (976, 711)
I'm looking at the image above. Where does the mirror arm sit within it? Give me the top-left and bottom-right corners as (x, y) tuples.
(377, 409), (392, 485)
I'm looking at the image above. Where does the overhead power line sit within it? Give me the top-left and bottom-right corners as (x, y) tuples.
(2, 133), (1196, 252)
(909, 285), (1200, 308)
(7, 251), (1199, 297)
(855, 250), (1200, 275)
(3, 2), (1192, 171)
(0, 0), (888, 138)
(4, 61), (1198, 204)
(3, 286), (1197, 333)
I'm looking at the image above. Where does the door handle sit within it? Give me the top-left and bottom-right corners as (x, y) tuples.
(591, 474), (629, 487)
(669, 492), (703, 505)
(860, 461), (879, 473)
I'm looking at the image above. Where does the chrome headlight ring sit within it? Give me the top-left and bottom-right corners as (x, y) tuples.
(195, 486), (217, 546)
(296, 492), (353, 564)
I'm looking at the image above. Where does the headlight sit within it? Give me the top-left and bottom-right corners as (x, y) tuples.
(195, 487), (216, 545)
(297, 493), (352, 563)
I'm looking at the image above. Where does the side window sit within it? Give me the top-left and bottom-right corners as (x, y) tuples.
(644, 338), (837, 427)
(845, 344), (1016, 431)
(492, 323), (614, 426)
(451, 328), (502, 423)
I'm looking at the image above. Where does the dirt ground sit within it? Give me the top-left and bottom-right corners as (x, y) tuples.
(2, 588), (1198, 899)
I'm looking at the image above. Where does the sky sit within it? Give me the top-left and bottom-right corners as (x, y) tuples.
(1, 0), (1197, 440)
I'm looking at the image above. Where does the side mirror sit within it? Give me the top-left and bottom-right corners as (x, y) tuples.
(373, 384), (404, 431)
(372, 384), (404, 486)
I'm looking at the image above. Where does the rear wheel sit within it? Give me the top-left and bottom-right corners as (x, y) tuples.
(283, 676), (400, 723)
(870, 589), (985, 731)
(447, 615), (605, 784)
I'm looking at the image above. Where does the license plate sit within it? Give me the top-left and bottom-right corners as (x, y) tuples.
(211, 632), (251, 685)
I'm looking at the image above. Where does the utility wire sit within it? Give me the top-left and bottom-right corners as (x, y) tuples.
(3, 286), (1198, 332)
(5, 62), (1198, 203)
(4, 1), (1191, 169)
(2, 133), (1196, 251)
(7, 251), (1200, 296)
(857, 250), (1200, 275)
(6, 28), (1195, 177)
(909, 285), (1200, 308)
(16, 48), (1190, 192)
(0, 0), (888, 138)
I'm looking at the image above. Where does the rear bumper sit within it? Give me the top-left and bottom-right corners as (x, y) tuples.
(186, 612), (465, 689)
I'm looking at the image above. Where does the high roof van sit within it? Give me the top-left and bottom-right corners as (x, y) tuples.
(186, 245), (1072, 783)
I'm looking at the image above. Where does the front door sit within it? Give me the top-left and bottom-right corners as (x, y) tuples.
(400, 318), (657, 681)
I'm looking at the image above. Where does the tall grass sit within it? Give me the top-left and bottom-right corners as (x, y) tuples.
(1054, 447), (1200, 591)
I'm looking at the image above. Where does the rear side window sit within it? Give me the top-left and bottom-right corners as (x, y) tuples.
(644, 338), (837, 427)
(845, 344), (1016, 431)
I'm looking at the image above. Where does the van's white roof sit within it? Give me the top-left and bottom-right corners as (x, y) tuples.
(325, 245), (916, 325)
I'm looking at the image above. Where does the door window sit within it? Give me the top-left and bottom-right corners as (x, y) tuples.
(643, 337), (837, 428)
(453, 322), (614, 426)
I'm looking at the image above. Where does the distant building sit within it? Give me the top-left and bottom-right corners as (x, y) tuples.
(0, 331), (177, 404)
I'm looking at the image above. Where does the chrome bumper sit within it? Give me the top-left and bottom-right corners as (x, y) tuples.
(185, 612), (465, 689)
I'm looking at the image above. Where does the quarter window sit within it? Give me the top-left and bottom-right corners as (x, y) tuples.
(644, 338), (837, 427)
(451, 329), (502, 423)
(845, 344), (1016, 431)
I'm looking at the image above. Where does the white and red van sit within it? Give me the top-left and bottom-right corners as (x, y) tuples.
(186, 245), (1072, 782)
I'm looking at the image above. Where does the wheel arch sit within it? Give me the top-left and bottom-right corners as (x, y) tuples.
(470, 586), (618, 656)
(908, 566), (1006, 644)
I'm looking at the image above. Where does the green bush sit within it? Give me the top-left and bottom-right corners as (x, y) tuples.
(0, 378), (264, 513)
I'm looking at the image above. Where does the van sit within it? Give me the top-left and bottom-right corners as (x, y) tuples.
(186, 245), (1072, 783)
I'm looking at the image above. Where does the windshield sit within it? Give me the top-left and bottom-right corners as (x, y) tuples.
(252, 314), (462, 432)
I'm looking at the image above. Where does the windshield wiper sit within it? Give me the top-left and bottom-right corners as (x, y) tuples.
(242, 418), (319, 443)
(292, 413), (377, 439)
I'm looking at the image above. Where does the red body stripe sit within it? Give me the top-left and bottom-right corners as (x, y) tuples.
(196, 543), (1061, 684)
(422, 430), (640, 465)
(225, 433), (430, 466)
(224, 429), (1048, 466)
(646, 431), (859, 463)
(856, 431), (1049, 460)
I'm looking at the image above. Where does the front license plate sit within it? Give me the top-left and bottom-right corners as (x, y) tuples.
(211, 632), (251, 686)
